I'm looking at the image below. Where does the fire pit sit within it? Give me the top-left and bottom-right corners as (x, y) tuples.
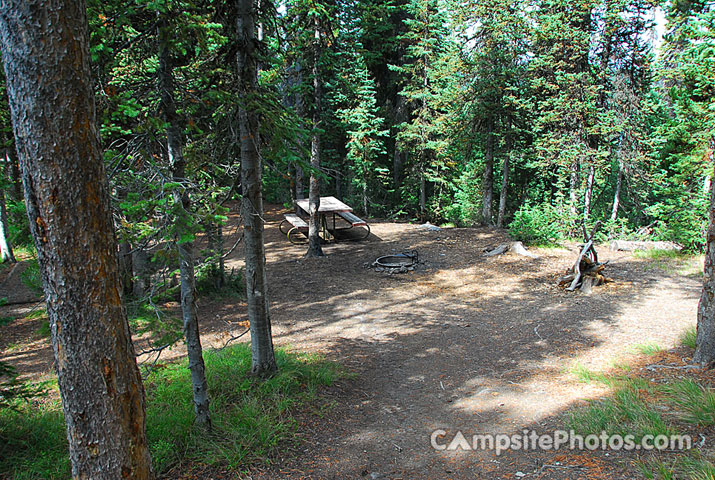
(369, 251), (419, 273)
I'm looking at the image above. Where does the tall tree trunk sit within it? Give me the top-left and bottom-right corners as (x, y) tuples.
(393, 93), (406, 189)
(481, 118), (495, 226)
(695, 144), (715, 367)
(295, 164), (305, 200)
(497, 153), (510, 229)
(569, 160), (580, 217)
(236, 0), (277, 376)
(419, 170), (427, 219)
(306, 19), (324, 258)
(611, 157), (624, 222)
(584, 163), (595, 221)
(0, 185), (15, 263)
(8, 149), (21, 201)
(0, 2), (154, 477)
(158, 32), (211, 427)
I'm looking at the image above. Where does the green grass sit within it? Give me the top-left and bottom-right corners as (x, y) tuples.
(0, 399), (69, 480)
(634, 342), (664, 356)
(680, 326), (698, 350)
(567, 366), (715, 480)
(634, 249), (704, 277)
(35, 321), (51, 339)
(0, 344), (341, 479)
(568, 380), (674, 442)
(666, 379), (715, 427)
(638, 452), (715, 480)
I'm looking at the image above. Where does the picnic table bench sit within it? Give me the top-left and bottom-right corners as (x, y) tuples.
(280, 196), (370, 244)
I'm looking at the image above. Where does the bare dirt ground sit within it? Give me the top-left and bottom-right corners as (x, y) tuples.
(0, 205), (703, 479)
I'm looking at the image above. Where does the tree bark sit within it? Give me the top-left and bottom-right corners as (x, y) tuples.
(481, 118), (495, 226)
(7, 148), (21, 201)
(0, 162), (15, 262)
(0, 2), (154, 477)
(393, 93), (406, 189)
(158, 29), (211, 427)
(611, 157), (624, 222)
(584, 163), (595, 221)
(306, 18), (324, 258)
(695, 146), (715, 367)
(236, 0), (277, 376)
(569, 159), (580, 217)
(497, 153), (510, 229)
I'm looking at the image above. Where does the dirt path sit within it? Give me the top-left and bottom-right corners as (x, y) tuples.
(0, 206), (702, 479)
(234, 208), (701, 479)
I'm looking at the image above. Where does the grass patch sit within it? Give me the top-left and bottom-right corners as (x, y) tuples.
(568, 379), (673, 442)
(680, 326), (698, 350)
(565, 361), (715, 479)
(570, 362), (608, 384)
(638, 452), (715, 480)
(0, 344), (342, 478)
(0, 399), (69, 480)
(634, 342), (664, 356)
(666, 379), (715, 426)
(634, 249), (704, 277)
(35, 320), (51, 339)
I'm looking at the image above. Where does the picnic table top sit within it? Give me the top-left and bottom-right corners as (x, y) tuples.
(296, 196), (353, 214)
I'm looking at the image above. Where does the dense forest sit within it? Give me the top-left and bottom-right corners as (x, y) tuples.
(1, 0), (713, 263)
(0, 0), (714, 478)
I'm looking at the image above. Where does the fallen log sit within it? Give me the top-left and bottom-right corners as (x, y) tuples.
(483, 241), (539, 259)
(609, 240), (681, 252)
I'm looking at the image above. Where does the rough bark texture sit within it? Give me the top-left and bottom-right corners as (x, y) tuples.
(497, 153), (510, 229)
(158, 31), (212, 426)
(131, 248), (150, 298)
(695, 151), (715, 367)
(306, 20), (324, 258)
(0, 2), (154, 477)
(481, 119), (495, 226)
(236, 0), (277, 376)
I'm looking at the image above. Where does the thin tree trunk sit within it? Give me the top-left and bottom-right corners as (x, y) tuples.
(584, 163), (595, 221)
(481, 118), (495, 226)
(158, 31), (211, 427)
(118, 241), (133, 295)
(611, 157), (624, 222)
(306, 19), (324, 258)
(132, 248), (150, 298)
(420, 171), (427, 219)
(695, 144), (715, 367)
(393, 93), (406, 189)
(0, 2), (154, 477)
(295, 164), (305, 200)
(236, 0), (277, 376)
(8, 149), (21, 201)
(497, 153), (510, 229)
(0, 185), (15, 263)
(569, 160), (580, 217)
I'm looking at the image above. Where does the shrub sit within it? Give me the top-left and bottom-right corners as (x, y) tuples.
(508, 202), (573, 245)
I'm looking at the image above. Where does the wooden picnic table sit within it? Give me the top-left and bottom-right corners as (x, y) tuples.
(281, 196), (369, 243)
(295, 196), (352, 214)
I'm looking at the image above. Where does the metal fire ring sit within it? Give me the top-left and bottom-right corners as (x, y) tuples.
(375, 250), (419, 268)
